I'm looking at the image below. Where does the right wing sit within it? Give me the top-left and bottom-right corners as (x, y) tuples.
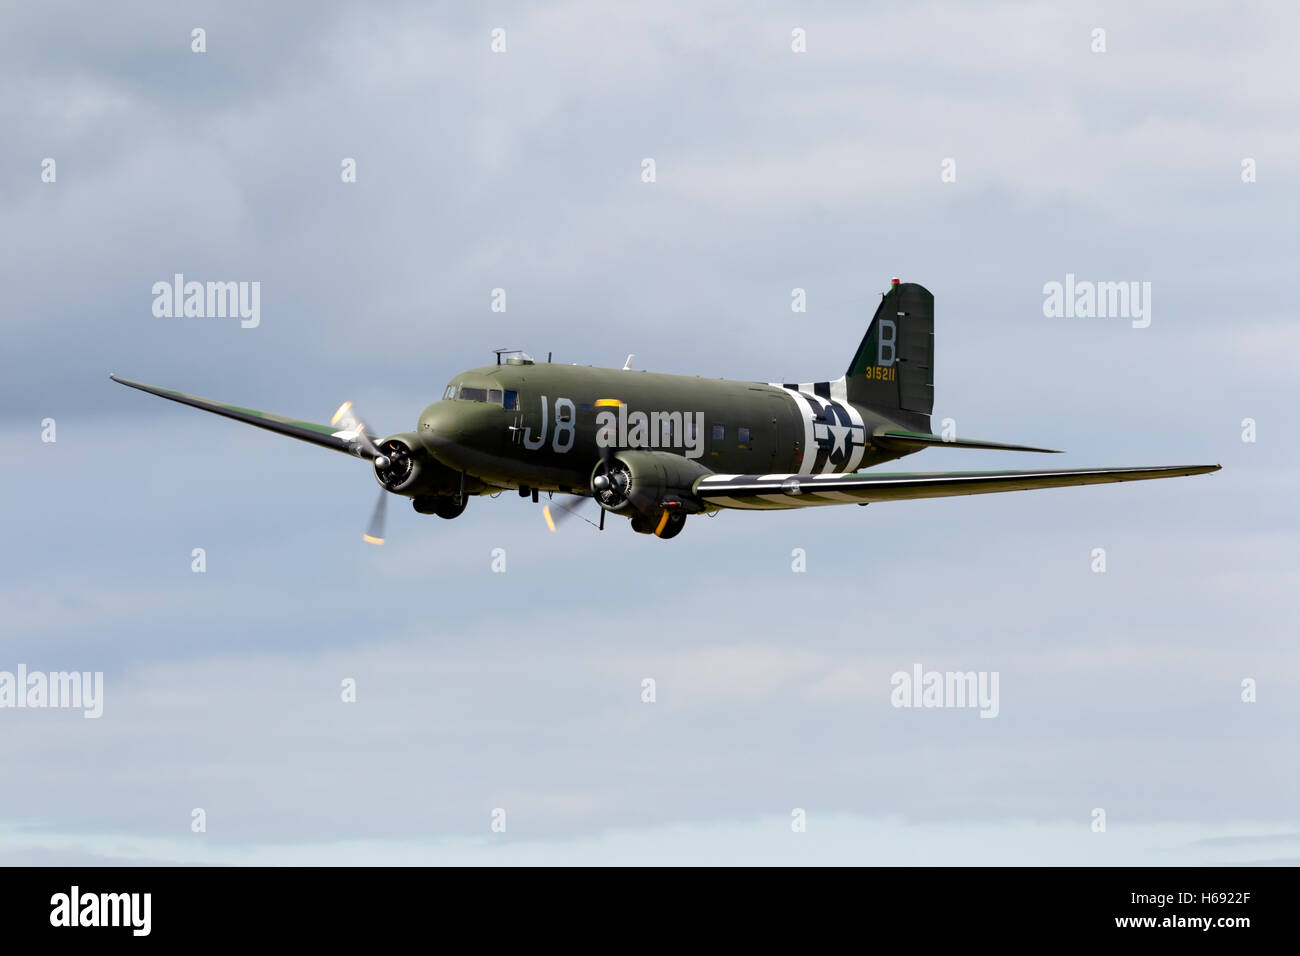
(109, 375), (378, 458)
(696, 464), (1220, 510)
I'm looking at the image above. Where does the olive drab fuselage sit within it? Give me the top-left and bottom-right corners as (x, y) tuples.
(416, 361), (914, 495)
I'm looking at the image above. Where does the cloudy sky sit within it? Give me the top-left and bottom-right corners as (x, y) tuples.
(1, 0), (1296, 865)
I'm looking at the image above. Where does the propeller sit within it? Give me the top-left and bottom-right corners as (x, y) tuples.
(331, 401), (389, 468)
(543, 495), (593, 531)
(591, 440), (642, 513)
(591, 404), (622, 503)
(545, 404), (622, 532)
(363, 490), (388, 545)
(332, 401), (392, 545)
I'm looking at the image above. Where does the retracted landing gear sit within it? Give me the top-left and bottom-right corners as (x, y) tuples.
(412, 496), (468, 519)
(629, 510), (686, 539)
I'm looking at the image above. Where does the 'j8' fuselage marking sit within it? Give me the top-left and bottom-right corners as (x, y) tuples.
(522, 395), (706, 459)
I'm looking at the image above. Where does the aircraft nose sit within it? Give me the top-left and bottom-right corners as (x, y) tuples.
(419, 400), (467, 451)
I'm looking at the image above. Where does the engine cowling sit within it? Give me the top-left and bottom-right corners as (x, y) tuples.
(591, 450), (712, 516)
(373, 432), (461, 497)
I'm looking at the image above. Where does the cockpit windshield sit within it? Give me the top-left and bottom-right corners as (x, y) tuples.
(445, 383), (518, 410)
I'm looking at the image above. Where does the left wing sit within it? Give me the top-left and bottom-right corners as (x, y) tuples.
(109, 375), (378, 457)
(696, 464), (1220, 510)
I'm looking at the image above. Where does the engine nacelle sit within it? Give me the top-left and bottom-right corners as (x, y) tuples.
(373, 432), (462, 498)
(591, 450), (712, 516)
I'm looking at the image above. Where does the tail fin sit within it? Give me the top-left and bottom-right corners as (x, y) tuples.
(845, 281), (933, 432)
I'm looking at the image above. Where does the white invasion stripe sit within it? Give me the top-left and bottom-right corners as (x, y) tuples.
(831, 375), (867, 474)
(776, 494), (843, 507)
(807, 388), (837, 476)
(705, 467), (1191, 499)
(788, 388), (834, 475)
(812, 472), (846, 479)
(812, 491), (865, 502)
(699, 474), (740, 483)
(774, 387), (817, 476)
(708, 495), (785, 510)
(804, 494), (857, 506)
(829, 376), (848, 404)
(818, 433), (837, 474)
(757, 473), (793, 481)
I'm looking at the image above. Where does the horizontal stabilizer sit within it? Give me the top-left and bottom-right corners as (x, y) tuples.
(875, 429), (1062, 454)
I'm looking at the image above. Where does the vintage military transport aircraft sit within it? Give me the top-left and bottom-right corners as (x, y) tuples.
(111, 280), (1218, 541)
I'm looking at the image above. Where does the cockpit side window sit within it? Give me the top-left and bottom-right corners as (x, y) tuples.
(503, 390), (518, 411)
